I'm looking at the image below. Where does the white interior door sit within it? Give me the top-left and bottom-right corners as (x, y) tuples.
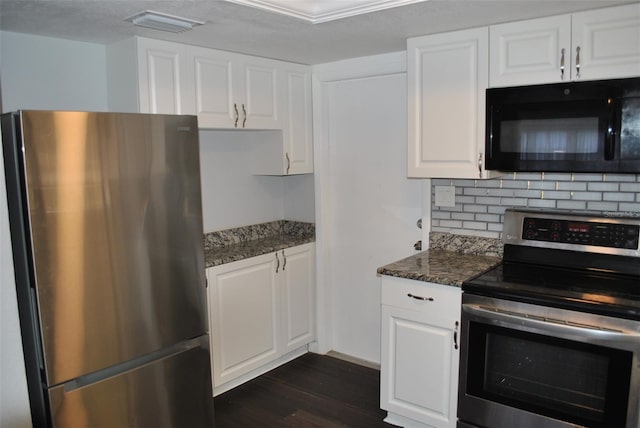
(315, 58), (422, 363)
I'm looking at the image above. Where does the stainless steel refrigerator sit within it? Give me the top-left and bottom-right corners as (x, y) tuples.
(2, 110), (214, 427)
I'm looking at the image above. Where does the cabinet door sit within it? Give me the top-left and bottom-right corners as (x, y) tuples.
(208, 253), (279, 387)
(408, 27), (491, 179)
(489, 15), (571, 86)
(187, 46), (239, 128)
(283, 67), (313, 174)
(380, 304), (459, 427)
(136, 38), (193, 115)
(253, 66), (313, 175)
(571, 3), (640, 81)
(240, 57), (281, 129)
(380, 277), (461, 428)
(280, 244), (315, 353)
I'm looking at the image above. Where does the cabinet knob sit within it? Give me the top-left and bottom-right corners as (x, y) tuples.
(234, 103), (239, 128)
(560, 48), (566, 80)
(282, 250), (286, 271)
(286, 153), (291, 175)
(275, 252), (280, 273)
(575, 46), (581, 79)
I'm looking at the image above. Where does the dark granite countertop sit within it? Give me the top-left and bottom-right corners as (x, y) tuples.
(377, 249), (501, 287)
(204, 220), (315, 268)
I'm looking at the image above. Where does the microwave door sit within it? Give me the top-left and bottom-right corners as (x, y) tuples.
(619, 97), (640, 172)
(485, 78), (640, 174)
(487, 100), (616, 172)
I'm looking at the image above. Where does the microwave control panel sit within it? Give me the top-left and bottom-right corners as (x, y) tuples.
(522, 217), (640, 250)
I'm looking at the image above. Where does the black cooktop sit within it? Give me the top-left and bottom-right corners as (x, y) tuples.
(463, 261), (640, 321)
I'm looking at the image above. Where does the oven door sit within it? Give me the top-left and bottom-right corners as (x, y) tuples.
(458, 294), (640, 428)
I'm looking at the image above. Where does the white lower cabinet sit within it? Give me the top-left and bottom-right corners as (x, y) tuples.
(380, 276), (461, 428)
(207, 243), (315, 394)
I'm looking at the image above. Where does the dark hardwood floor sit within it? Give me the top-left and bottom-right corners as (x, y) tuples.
(213, 352), (394, 427)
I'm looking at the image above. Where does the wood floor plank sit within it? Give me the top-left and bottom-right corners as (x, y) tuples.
(214, 353), (392, 427)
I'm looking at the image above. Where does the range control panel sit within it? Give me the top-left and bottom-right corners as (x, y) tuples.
(522, 217), (640, 249)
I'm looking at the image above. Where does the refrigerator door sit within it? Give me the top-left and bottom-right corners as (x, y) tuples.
(47, 336), (214, 428)
(17, 111), (207, 386)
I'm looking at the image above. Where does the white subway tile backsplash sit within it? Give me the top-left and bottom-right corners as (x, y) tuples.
(463, 205), (488, 213)
(587, 182), (619, 192)
(462, 221), (487, 230)
(604, 174), (637, 182)
(557, 200), (587, 210)
(620, 202), (640, 212)
(587, 201), (619, 211)
(452, 212), (475, 221)
(557, 182), (587, 191)
(621, 183), (640, 192)
(571, 192), (602, 201)
(527, 199), (557, 208)
(431, 173), (640, 239)
(603, 192), (635, 202)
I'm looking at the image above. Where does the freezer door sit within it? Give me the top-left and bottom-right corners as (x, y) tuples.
(17, 111), (207, 385)
(47, 338), (214, 428)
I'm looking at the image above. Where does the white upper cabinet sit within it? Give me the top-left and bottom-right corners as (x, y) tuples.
(490, 4), (640, 86)
(136, 38), (195, 115)
(571, 4), (640, 81)
(171, 45), (282, 129)
(490, 15), (571, 87)
(107, 37), (194, 114)
(107, 37), (314, 174)
(408, 27), (497, 179)
(253, 65), (314, 175)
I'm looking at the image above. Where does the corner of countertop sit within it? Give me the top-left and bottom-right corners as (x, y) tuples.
(429, 231), (503, 258)
(203, 220), (315, 268)
(203, 220), (315, 250)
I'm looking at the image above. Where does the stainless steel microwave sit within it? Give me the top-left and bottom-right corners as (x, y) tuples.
(485, 77), (640, 173)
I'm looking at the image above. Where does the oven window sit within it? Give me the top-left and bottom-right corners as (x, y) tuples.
(467, 322), (632, 428)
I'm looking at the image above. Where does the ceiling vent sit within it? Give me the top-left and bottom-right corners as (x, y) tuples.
(125, 10), (205, 33)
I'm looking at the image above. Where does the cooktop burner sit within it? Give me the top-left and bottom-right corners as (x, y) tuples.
(463, 208), (640, 321)
(464, 262), (640, 320)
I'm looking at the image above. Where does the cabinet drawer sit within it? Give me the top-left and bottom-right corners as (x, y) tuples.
(381, 276), (461, 325)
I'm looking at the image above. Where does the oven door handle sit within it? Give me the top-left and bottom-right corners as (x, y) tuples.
(463, 304), (640, 344)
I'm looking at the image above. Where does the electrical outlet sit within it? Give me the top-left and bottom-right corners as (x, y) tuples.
(435, 186), (456, 207)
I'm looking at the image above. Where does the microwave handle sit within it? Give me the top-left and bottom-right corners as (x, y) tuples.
(605, 99), (617, 161)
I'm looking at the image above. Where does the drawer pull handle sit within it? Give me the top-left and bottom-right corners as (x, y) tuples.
(454, 321), (459, 350)
(407, 293), (433, 301)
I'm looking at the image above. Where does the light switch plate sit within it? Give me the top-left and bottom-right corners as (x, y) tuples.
(435, 185), (456, 207)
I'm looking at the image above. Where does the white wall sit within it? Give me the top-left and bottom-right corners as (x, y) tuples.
(0, 31), (111, 428)
(313, 53), (422, 364)
(199, 129), (314, 232)
(0, 31), (108, 112)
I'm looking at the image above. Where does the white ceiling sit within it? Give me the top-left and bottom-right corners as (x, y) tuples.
(0, 0), (637, 65)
